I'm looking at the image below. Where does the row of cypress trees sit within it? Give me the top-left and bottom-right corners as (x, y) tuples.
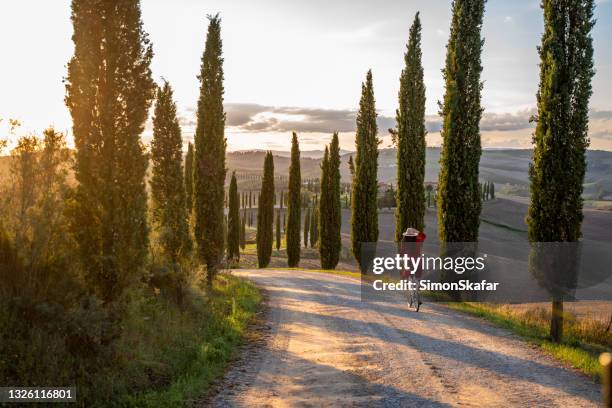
(385, 0), (594, 342)
(68, 7), (228, 298)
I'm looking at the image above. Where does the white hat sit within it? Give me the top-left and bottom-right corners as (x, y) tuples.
(402, 227), (420, 236)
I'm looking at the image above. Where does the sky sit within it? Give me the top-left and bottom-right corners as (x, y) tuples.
(1, 0), (612, 152)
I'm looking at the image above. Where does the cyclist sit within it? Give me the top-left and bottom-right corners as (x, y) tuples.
(399, 227), (426, 311)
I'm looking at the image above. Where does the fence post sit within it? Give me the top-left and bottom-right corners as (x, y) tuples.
(601, 352), (612, 407)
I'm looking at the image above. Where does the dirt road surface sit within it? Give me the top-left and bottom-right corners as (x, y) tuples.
(207, 269), (600, 408)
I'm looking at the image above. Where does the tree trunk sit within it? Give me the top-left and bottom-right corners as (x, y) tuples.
(550, 299), (563, 342)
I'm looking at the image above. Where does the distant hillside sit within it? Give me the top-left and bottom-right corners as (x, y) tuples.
(229, 147), (612, 200)
(3, 147), (612, 200)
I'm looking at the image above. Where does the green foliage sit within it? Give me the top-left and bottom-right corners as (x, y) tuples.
(1, 272), (261, 407)
(256, 152), (274, 268)
(185, 142), (194, 214)
(3, 130), (75, 304)
(437, 0), (485, 244)
(527, 0), (595, 342)
(275, 210), (281, 250)
(319, 133), (342, 269)
(150, 81), (192, 305)
(193, 15), (227, 287)
(527, 0), (594, 243)
(227, 172), (240, 261)
(286, 133), (301, 267)
(304, 207), (310, 247)
(348, 155), (355, 181)
(240, 210), (246, 249)
(395, 13), (426, 239)
(310, 204), (318, 248)
(66, 0), (155, 302)
(351, 70), (379, 271)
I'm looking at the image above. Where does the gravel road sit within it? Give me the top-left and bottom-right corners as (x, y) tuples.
(206, 269), (600, 407)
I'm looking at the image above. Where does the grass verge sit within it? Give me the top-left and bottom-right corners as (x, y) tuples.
(123, 273), (261, 407)
(445, 302), (607, 381)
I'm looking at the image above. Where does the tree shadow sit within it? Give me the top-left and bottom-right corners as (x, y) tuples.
(247, 273), (600, 403)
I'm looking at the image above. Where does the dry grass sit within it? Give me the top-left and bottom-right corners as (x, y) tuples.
(448, 302), (612, 380)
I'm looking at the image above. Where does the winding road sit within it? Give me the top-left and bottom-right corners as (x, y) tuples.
(207, 269), (600, 407)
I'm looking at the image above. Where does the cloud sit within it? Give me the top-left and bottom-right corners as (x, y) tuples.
(223, 103), (395, 135)
(423, 108), (537, 134)
(180, 105), (612, 150)
(480, 108), (537, 131)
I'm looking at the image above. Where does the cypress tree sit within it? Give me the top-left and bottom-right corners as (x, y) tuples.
(257, 152), (274, 267)
(327, 133), (342, 268)
(437, 0), (485, 244)
(227, 171), (240, 261)
(193, 14), (226, 287)
(319, 147), (331, 264)
(351, 70), (379, 271)
(395, 12), (426, 240)
(185, 142), (194, 214)
(150, 81), (192, 304)
(527, 0), (595, 342)
(275, 210), (281, 250)
(310, 205), (319, 248)
(286, 132), (301, 266)
(304, 207), (310, 248)
(240, 210), (246, 249)
(65, 0), (155, 303)
(490, 182), (495, 199)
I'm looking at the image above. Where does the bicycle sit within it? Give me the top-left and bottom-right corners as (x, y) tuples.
(408, 275), (422, 312)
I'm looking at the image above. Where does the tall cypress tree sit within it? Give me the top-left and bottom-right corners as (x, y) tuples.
(304, 207), (310, 248)
(66, 0), (154, 303)
(227, 171), (240, 261)
(185, 142), (194, 215)
(310, 202), (318, 248)
(257, 152), (274, 267)
(150, 81), (192, 302)
(193, 14), (226, 287)
(527, 0), (595, 342)
(437, 0), (485, 245)
(319, 147), (330, 265)
(351, 70), (379, 271)
(327, 133), (342, 269)
(240, 210), (246, 249)
(395, 13), (426, 240)
(275, 210), (281, 250)
(286, 132), (301, 266)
